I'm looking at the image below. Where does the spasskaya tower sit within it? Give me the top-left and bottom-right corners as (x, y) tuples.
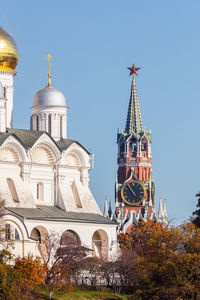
(115, 64), (155, 232)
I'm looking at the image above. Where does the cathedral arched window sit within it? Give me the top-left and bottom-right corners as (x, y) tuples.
(60, 230), (81, 246)
(48, 115), (51, 135)
(5, 224), (10, 240)
(7, 178), (19, 203)
(36, 115), (39, 131)
(15, 229), (20, 240)
(37, 182), (43, 201)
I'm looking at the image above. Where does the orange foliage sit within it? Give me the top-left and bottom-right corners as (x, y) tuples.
(14, 255), (47, 295)
(118, 221), (200, 298)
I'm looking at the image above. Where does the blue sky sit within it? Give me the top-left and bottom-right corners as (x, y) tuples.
(1, 0), (200, 224)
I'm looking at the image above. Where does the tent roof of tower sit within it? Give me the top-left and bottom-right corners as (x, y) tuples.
(125, 73), (143, 135)
(6, 206), (116, 225)
(0, 129), (90, 154)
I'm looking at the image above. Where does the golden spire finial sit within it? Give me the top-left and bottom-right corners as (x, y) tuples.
(45, 54), (53, 87)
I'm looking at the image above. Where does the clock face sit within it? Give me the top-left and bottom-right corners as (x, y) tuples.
(121, 180), (146, 205)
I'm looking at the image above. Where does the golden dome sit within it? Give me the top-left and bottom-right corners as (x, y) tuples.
(0, 26), (18, 71)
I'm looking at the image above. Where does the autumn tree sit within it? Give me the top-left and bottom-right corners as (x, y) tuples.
(192, 191), (200, 228)
(118, 220), (200, 299)
(14, 255), (47, 298)
(42, 232), (91, 298)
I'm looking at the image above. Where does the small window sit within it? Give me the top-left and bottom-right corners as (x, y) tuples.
(4, 87), (6, 98)
(48, 115), (51, 135)
(144, 167), (147, 180)
(15, 229), (20, 240)
(60, 115), (63, 138)
(30, 115), (33, 130)
(37, 182), (43, 201)
(36, 115), (39, 131)
(7, 178), (19, 202)
(5, 224), (10, 240)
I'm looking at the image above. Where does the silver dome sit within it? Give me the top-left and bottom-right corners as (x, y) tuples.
(0, 81), (4, 99)
(32, 86), (66, 107)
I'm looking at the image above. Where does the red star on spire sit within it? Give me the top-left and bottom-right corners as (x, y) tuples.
(127, 64), (141, 76)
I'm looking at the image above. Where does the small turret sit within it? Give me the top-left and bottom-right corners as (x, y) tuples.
(103, 196), (108, 218)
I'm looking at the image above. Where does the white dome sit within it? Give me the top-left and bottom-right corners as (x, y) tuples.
(32, 86), (66, 107)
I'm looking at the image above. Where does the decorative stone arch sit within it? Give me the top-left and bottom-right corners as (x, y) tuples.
(31, 143), (56, 164)
(63, 149), (85, 167)
(92, 229), (108, 259)
(60, 230), (81, 246)
(0, 141), (25, 163)
(30, 226), (49, 261)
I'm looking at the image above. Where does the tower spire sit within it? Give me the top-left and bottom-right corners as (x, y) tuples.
(45, 54), (53, 87)
(125, 64), (143, 134)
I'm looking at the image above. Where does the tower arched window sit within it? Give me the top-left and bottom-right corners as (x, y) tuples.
(7, 178), (19, 202)
(141, 139), (147, 151)
(60, 115), (63, 138)
(37, 182), (43, 201)
(48, 115), (51, 135)
(130, 137), (137, 152)
(120, 141), (125, 153)
(36, 115), (39, 131)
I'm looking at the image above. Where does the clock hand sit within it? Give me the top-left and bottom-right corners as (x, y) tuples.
(127, 183), (136, 196)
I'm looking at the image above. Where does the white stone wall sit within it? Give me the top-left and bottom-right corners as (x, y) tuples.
(31, 106), (67, 140)
(0, 71), (15, 129)
(24, 219), (118, 260)
(0, 132), (118, 260)
(0, 132), (102, 213)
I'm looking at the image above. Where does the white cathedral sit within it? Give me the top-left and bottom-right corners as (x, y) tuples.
(0, 26), (118, 260)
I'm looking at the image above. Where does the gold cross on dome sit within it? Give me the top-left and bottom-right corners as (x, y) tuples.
(45, 54), (53, 87)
